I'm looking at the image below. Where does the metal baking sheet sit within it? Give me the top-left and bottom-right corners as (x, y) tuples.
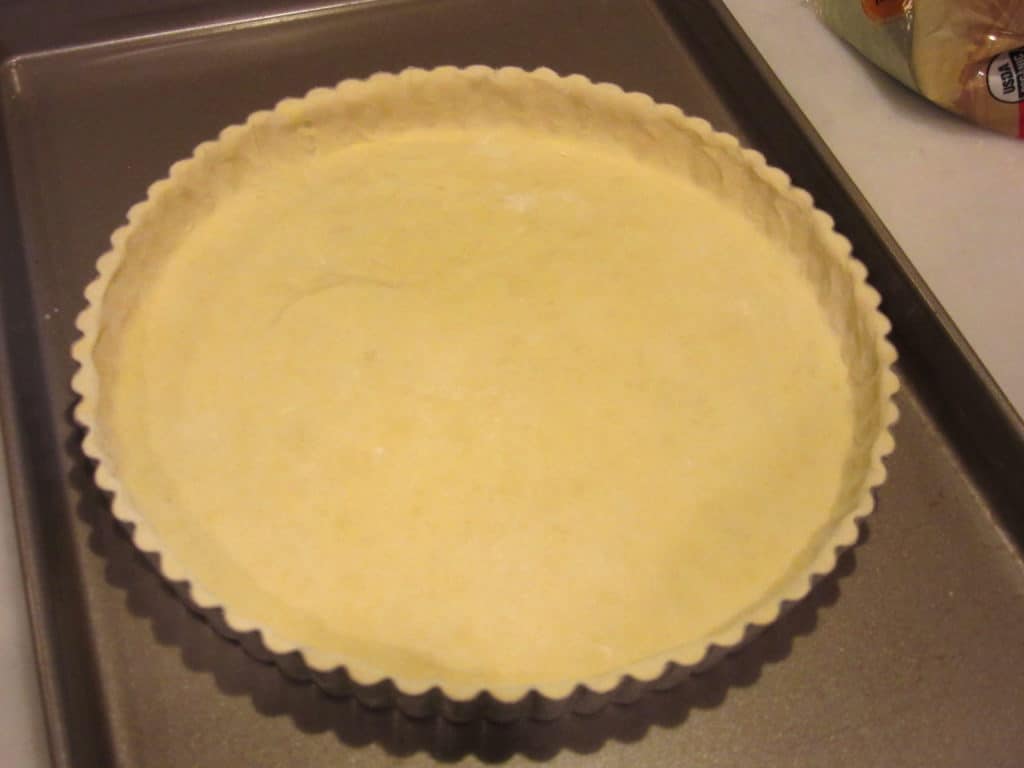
(2, 1), (1023, 766)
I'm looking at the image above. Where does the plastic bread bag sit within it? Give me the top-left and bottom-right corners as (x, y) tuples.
(812, 1), (1024, 138)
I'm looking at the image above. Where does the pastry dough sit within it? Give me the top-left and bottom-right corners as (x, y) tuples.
(73, 67), (897, 702)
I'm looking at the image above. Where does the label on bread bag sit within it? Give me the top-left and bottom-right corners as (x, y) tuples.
(985, 47), (1024, 137)
(860, 0), (904, 23)
(987, 48), (1024, 104)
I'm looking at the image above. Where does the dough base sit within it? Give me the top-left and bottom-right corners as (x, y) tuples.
(104, 127), (852, 686)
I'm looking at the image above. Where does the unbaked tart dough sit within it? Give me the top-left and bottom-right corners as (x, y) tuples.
(73, 67), (897, 703)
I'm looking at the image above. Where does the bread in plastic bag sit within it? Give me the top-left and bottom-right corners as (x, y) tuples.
(813, 0), (1024, 138)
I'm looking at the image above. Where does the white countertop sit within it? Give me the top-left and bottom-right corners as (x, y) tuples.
(2, 2), (1022, 765)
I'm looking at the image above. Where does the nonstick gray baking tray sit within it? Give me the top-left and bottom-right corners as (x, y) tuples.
(2, 1), (1023, 766)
